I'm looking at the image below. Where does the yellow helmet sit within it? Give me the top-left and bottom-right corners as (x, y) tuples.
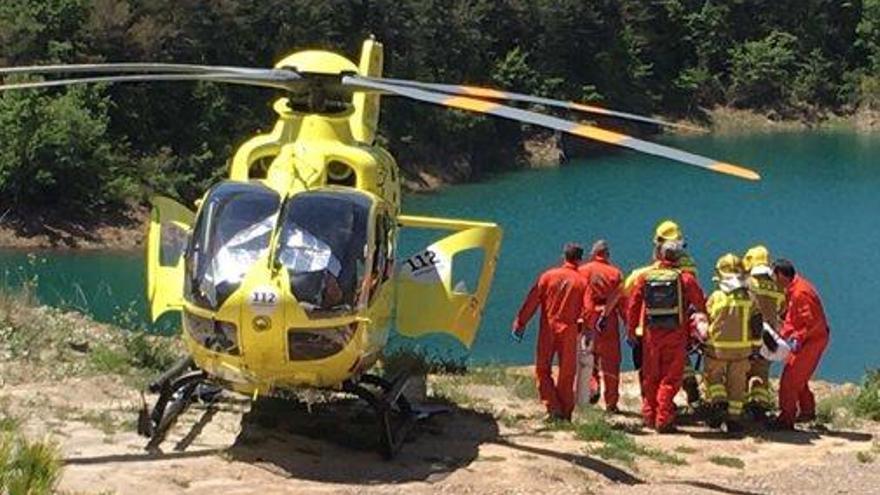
(715, 253), (744, 276)
(654, 220), (682, 242)
(742, 245), (770, 271)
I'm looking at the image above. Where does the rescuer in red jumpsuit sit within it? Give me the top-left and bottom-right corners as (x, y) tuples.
(579, 239), (624, 413)
(626, 240), (706, 432)
(513, 243), (589, 421)
(770, 259), (830, 430)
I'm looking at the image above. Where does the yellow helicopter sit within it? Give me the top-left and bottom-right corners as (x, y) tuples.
(0, 38), (759, 457)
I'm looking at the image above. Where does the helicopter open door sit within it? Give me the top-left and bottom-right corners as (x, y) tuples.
(396, 215), (502, 348)
(146, 196), (195, 322)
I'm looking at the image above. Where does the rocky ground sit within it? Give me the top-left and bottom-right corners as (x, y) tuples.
(2, 360), (877, 495)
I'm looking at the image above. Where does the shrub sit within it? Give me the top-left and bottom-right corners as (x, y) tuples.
(0, 83), (136, 211)
(855, 369), (880, 421)
(728, 31), (799, 109)
(0, 413), (61, 495)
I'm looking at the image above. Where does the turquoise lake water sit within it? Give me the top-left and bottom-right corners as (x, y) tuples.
(1, 131), (877, 382)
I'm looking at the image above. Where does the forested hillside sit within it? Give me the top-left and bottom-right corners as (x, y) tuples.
(1, 0), (879, 212)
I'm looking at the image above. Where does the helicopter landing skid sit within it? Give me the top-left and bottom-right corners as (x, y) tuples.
(343, 373), (417, 459)
(137, 356), (208, 452)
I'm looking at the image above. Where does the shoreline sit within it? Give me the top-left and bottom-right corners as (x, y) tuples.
(0, 106), (876, 251)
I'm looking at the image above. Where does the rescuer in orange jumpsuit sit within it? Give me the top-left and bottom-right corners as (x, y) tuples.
(769, 259), (830, 430)
(623, 220), (701, 410)
(579, 239), (624, 413)
(513, 243), (589, 421)
(626, 240), (707, 432)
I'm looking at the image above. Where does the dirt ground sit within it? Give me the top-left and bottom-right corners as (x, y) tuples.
(2, 369), (878, 495)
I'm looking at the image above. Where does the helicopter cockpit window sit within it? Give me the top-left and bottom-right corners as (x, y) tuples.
(275, 190), (371, 317)
(186, 182), (280, 310)
(368, 211), (392, 301)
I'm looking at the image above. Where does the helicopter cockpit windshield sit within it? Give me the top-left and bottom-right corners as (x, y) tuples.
(186, 182), (281, 310)
(274, 190), (372, 318)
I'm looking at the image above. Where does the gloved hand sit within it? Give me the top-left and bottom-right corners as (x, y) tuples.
(690, 312), (709, 342)
(786, 338), (800, 354)
(511, 326), (524, 343)
(594, 314), (608, 334)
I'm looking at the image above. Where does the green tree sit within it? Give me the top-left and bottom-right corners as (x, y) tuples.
(728, 31), (800, 109)
(0, 85), (135, 209)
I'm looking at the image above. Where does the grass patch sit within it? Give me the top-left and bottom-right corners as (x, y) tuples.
(817, 390), (858, 428)
(573, 410), (685, 466)
(0, 410), (62, 495)
(0, 286), (182, 385)
(429, 365), (538, 412)
(497, 411), (537, 428)
(77, 410), (120, 436)
(88, 345), (131, 375)
(708, 456), (745, 469)
(642, 448), (688, 466)
(465, 366), (537, 400)
(674, 445), (698, 454)
(856, 441), (880, 464)
(382, 347), (468, 376)
(430, 380), (493, 411)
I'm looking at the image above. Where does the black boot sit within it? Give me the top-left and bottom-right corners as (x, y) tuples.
(725, 419), (744, 434)
(683, 376), (701, 407)
(706, 402), (726, 429)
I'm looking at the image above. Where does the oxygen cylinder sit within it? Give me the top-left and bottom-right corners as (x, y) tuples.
(576, 333), (595, 407)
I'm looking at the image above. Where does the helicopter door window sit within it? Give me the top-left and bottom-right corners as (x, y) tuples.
(186, 182), (280, 310)
(159, 222), (189, 267)
(275, 190), (371, 317)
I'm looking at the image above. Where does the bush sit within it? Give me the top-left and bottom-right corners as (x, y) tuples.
(0, 412), (61, 495)
(728, 31), (799, 109)
(0, 84), (136, 210)
(855, 369), (880, 420)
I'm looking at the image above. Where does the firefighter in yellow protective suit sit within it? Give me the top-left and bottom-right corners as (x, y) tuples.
(623, 220), (701, 408)
(742, 245), (786, 421)
(699, 254), (763, 433)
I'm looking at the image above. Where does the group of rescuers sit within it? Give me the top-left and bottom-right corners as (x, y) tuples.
(512, 220), (830, 433)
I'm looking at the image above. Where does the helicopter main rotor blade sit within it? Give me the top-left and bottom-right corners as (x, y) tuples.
(0, 71), (304, 92)
(0, 63), (268, 77)
(344, 75), (759, 181)
(364, 76), (705, 133)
